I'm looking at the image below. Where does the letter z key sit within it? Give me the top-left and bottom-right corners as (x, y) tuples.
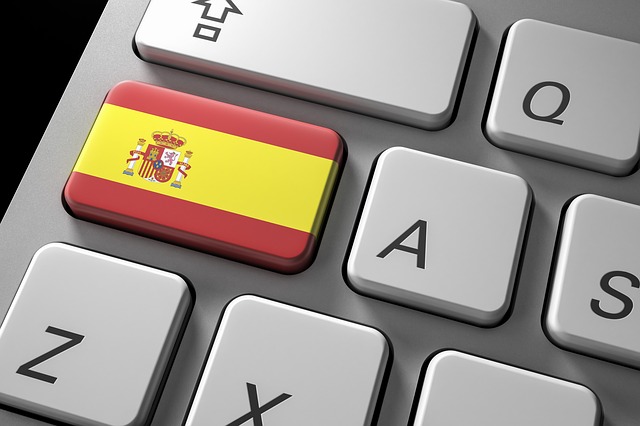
(0, 243), (193, 426)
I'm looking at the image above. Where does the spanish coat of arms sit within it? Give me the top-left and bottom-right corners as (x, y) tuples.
(123, 130), (193, 188)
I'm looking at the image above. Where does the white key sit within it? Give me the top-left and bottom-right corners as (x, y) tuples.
(134, 0), (476, 130)
(545, 194), (640, 369)
(0, 243), (192, 426)
(485, 19), (640, 176)
(346, 147), (531, 327)
(412, 350), (602, 426)
(184, 295), (390, 426)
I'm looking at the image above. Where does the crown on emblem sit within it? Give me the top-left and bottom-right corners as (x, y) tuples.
(152, 130), (186, 149)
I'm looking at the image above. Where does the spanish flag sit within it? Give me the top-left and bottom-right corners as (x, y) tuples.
(63, 81), (345, 273)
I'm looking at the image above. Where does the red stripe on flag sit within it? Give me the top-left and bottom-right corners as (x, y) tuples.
(104, 81), (344, 163)
(63, 172), (317, 273)
(139, 160), (153, 179)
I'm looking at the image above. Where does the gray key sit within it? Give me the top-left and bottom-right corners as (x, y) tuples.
(485, 19), (640, 176)
(184, 295), (390, 426)
(0, 243), (192, 426)
(545, 194), (640, 369)
(134, 0), (476, 130)
(346, 147), (532, 327)
(412, 350), (602, 426)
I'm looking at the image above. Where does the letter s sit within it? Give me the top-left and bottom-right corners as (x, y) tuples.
(590, 271), (639, 320)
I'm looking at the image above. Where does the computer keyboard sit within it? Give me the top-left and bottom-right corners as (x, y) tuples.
(1, 0), (638, 425)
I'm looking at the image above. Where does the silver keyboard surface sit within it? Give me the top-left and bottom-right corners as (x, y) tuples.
(2, 0), (639, 425)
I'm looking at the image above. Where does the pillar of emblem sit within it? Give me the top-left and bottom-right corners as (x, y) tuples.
(171, 151), (193, 188)
(123, 138), (146, 175)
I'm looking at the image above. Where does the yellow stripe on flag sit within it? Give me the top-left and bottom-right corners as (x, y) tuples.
(72, 104), (339, 235)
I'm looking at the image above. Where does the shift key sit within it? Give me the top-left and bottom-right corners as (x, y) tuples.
(134, 0), (476, 130)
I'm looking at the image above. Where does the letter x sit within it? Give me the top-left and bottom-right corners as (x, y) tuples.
(226, 382), (292, 426)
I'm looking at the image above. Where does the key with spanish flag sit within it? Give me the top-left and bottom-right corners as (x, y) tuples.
(63, 81), (345, 274)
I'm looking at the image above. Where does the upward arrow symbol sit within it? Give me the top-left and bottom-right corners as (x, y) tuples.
(192, 0), (243, 23)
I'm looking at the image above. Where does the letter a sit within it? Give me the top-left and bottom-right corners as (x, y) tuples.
(377, 220), (427, 269)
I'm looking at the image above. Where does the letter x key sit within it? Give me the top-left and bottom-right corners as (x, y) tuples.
(183, 295), (390, 425)
(226, 383), (291, 426)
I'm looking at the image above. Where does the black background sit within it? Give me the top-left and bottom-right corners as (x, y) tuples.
(4, 1), (108, 219)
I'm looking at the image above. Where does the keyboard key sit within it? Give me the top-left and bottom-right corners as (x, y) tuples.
(545, 194), (640, 369)
(411, 350), (602, 426)
(485, 19), (640, 176)
(63, 80), (344, 274)
(134, 0), (476, 130)
(183, 295), (390, 426)
(346, 147), (532, 327)
(0, 243), (192, 426)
